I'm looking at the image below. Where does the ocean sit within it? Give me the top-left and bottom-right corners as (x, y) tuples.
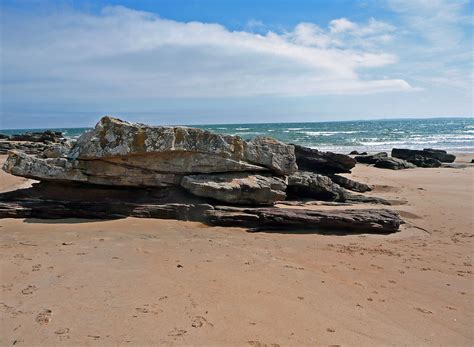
(1, 118), (473, 153)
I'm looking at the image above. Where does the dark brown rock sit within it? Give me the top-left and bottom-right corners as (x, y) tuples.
(355, 152), (388, 164)
(293, 144), (356, 173)
(327, 174), (372, 192)
(391, 148), (455, 165)
(0, 183), (401, 233)
(373, 157), (416, 170)
(205, 207), (401, 233)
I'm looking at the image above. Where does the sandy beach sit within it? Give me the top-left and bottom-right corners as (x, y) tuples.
(1, 154), (473, 346)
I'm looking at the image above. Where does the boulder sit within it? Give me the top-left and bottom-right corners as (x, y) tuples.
(355, 152), (388, 164)
(287, 171), (388, 204)
(70, 116), (297, 175)
(349, 150), (367, 155)
(40, 142), (72, 158)
(328, 174), (372, 192)
(293, 144), (356, 173)
(392, 148), (455, 165)
(373, 157), (416, 170)
(3, 116), (298, 187)
(287, 171), (345, 201)
(3, 150), (181, 187)
(181, 173), (286, 205)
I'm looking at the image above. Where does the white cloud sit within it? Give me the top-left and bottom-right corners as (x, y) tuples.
(1, 6), (411, 104)
(386, 0), (472, 93)
(330, 18), (358, 33)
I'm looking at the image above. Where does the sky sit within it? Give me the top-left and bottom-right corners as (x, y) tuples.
(0, 0), (473, 128)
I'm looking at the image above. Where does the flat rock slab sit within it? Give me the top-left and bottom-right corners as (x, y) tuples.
(293, 145), (356, 174)
(0, 182), (402, 234)
(181, 173), (286, 205)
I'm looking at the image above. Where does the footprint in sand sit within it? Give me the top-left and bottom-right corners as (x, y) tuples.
(35, 309), (52, 325)
(168, 328), (187, 337)
(55, 328), (70, 340)
(415, 307), (432, 314)
(191, 316), (214, 328)
(21, 285), (37, 295)
(32, 264), (41, 272)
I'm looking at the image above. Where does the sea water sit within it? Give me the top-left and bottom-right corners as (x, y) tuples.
(1, 118), (473, 153)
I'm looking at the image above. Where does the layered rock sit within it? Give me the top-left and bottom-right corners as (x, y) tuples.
(181, 173), (286, 205)
(0, 141), (49, 155)
(355, 152), (388, 164)
(287, 171), (388, 204)
(70, 116), (297, 175)
(287, 171), (345, 201)
(4, 130), (64, 143)
(327, 174), (372, 193)
(0, 130), (67, 155)
(0, 182), (402, 233)
(373, 157), (416, 170)
(392, 148), (455, 164)
(4, 116), (296, 186)
(293, 145), (356, 173)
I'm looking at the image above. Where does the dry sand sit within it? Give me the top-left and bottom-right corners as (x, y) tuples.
(0, 154), (473, 346)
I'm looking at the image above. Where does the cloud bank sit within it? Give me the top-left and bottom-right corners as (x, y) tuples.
(1, 5), (411, 104)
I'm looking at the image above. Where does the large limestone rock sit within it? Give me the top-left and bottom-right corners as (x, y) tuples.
(287, 171), (345, 201)
(287, 171), (389, 205)
(69, 116), (297, 175)
(181, 173), (286, 205)
(292, 144), (356, 174)
(3, 116), (297, 188)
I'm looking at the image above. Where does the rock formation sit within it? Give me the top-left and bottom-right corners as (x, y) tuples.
(355, 152), (388, 164)
(392, 148), (455, 164)
(4, 117), (297, 192)
(390, 148), (459, 167)
(0, 182), (402, 233)
(0, 130), (67, 155)
(181, 173), (286, 205)
(374, 157), (416, 170)
(1, 116), (403, 233)
(293, 144), (356, 173)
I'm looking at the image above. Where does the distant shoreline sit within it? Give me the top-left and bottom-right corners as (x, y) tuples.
(1, 115), (473, 131)
(2, 118), (473, 154)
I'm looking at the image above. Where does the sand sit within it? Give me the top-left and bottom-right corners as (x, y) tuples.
(0, 154), (473, 346)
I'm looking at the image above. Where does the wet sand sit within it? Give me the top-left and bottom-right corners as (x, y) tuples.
(0, 154), (473, 345)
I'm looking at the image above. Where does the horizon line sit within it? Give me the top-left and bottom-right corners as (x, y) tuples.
(1, 115), (473, 131)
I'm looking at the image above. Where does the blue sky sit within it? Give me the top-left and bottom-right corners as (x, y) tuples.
(1, 0), (472, 128)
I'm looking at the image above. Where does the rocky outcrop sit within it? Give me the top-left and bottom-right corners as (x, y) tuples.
(355, 152), (388, 164)
(0, 141), (49, 155)
(3, 117), (297, 191)
(0, 130), (68, 155)
(349, 150), (367, 155)
(287, 171), (388, 205)
(327, 174), (372, 192)
(205, 207), (401, 233)
(181, 173), (286, 205)
(287, 171), (345, 201)
(0, 182), (402, 233)
(373, 157), (416, 170)
(70, 116), (297, 175)
(392, 148), (455, 164)
(3, 130), (64, 143)
(293, 145), (356, 173)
